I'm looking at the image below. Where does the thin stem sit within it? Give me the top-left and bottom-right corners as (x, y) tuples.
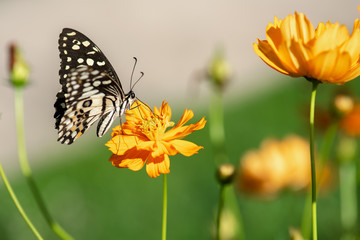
(301, 189), (312, 239)
(210, 85), (244, 239)
(228, 187), (245, 240)
(216, 184), (225, 240)
(309, 81), (319, 240)
(339, 161), (357, 233)
(301, 122), (337, 239)
(0, 161), (43, 240)
(337, 136), (358, 237)
(162, 174), (168, 240)
(14, 87), (74, 240)
(209, 89), (228, 165)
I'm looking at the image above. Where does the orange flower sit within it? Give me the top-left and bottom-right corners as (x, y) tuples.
(238, 135), (332, 196)
(254, 12), (360, 84)
(340, 103), (360, 136)
(238, 135), (311, 195)
(106, 101), (206, 178)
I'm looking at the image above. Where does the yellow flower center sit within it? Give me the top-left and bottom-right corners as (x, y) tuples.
(141, 116), (160, 132)
(139, 115), (166, 140)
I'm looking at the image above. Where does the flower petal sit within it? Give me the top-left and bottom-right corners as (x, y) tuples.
(146, 154), (170, 178)
(163, 117), (206, 141)
(253, 40), (291, 75)
(288, 39), (312, 75)
(173, 108), (194, 128)
(313, 22), (350, 56)
(259, 12), (316, 76)
(142, 141), (178, 158)
(341, 26), (360, 63)
(105, 134), (140, 155)
(265, 16), (283, 52)
(280, 12), (315, 44)
(109, 149), (149, 171)
(308, 50), (352, 83)
(159, 101), (172, 123)
(168, 139), (204, 156)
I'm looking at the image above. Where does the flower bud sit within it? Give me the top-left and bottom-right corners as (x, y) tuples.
(289, 228), (304, 240)
(207, 49), (231, 89)
(216, 164), (236, 185)
(9, 43), (29, 88)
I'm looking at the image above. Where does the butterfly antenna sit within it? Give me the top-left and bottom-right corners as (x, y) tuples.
(130, 57), (138, 90)
(131, 72), (144, 91)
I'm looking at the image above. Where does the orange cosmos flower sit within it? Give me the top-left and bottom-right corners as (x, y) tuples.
(106, 101), (206, 178)
(238, 135), (311, 195)
(237, 135), (333, 196)
(254, 12), (360, 84)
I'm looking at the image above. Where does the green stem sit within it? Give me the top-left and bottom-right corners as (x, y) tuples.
(209, 89), (228, 165)
(339, 160), (358, 233)
(337, 136), (358, 237)
(14, 87), (74, 240)
(216, 184), (225, 240)
(162, 174), (168, 240)
(228, 187), (245, 240)
(301, 189), (311, 239)
(309, 81), (319, 240)
(301, 122), (337, 239)
(0, 161), (43, 239)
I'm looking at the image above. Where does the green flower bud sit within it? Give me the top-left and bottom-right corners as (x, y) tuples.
(207, 49), (231, 89)
(216, 164), (236, 185)
(9, 44), (29, 88)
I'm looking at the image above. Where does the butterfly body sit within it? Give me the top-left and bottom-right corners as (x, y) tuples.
(54, 28), (136, 144)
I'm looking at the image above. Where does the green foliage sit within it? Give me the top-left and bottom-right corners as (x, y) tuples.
(2, 78), (360, 239)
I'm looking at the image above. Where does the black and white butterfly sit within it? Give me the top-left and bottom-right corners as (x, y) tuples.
(54, 28), (139, 144)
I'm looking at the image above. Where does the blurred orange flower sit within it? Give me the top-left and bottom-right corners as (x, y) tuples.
(340, 103), (360, 136)
(254, 12), (360, 84)
(238, 135), (333, 196)
(238, 135), (311, 195)
(106, 101), (206, 178)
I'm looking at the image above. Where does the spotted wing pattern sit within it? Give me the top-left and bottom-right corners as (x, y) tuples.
(54, 28), (126, 144)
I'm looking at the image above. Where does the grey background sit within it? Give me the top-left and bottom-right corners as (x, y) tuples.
(0, 0), (358, 170)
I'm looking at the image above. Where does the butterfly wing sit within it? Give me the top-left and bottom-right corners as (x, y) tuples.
(58, 28), (123, 90)
(55, 28), (125, 144)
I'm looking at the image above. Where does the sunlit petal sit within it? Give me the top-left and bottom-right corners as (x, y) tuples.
(253, 41), (291, 75)
(146, 155), (170, 178)
(254, 11), (360, 83)
(169, 139), (204, 156)
(163, 117), (206, 141)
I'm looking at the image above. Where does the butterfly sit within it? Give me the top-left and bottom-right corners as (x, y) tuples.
(54, 28), (138, 144)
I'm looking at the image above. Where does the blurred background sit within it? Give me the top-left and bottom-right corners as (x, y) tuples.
(1, 0), (360, 239)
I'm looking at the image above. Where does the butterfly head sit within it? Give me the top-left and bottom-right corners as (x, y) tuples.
(128, 90), (136, 100)
(123, 90), (136, 111)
